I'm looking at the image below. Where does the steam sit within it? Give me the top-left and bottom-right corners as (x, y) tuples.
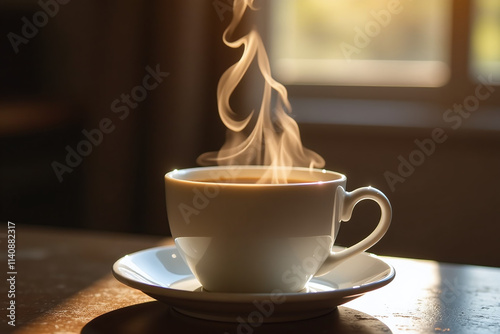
(197, 0), (325, 183)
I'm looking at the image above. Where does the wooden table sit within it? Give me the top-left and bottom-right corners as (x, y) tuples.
(2, 225), (499, 333)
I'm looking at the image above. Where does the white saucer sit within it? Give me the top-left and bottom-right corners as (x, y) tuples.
(112, 245), (395, 323)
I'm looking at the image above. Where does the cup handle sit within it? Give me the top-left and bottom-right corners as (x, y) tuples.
(315, 186), (392, 276)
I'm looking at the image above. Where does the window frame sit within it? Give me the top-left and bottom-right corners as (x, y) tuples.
(256, 0), (500, 129)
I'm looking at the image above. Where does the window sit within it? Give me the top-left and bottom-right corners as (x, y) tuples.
(262, 0), (500, 129)
(270, 0), (452, 87)
(471, 0), (500, 80)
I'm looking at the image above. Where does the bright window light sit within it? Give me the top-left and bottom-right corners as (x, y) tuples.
(471, 0), (500, 83)
(270, 0), (452, 87)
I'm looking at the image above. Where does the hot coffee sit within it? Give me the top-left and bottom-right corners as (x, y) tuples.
(196, 177), (312, 184)
(165, 166), (392, 293)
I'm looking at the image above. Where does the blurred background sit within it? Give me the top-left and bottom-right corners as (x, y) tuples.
(1, 0), (499, 267)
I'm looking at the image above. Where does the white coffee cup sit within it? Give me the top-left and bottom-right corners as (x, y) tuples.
(165, 166), (392, 293)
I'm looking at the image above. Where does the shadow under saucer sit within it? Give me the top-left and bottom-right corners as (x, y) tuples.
(81, 301), (392, 334)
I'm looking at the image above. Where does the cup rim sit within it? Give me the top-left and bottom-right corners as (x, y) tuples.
(165, 165), (346, 186)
